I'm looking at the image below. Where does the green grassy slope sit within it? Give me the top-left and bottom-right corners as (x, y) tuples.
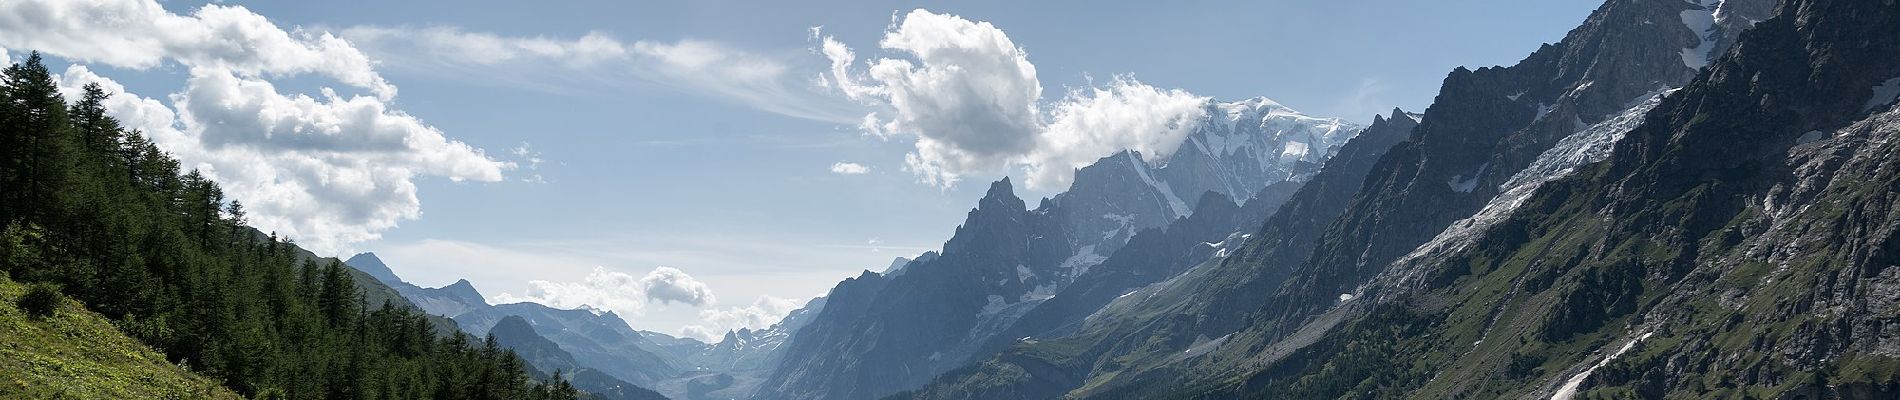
(0, 273), (242, 399)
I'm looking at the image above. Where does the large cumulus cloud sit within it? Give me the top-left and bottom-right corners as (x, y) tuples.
(639, 266), (717, 306)
(0, 0), (394, 98)
(9, 0), (509, 253)
(820, 9), (1210, 190)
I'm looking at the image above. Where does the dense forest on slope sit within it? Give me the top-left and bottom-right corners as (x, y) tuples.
(0, 52), (576, 399)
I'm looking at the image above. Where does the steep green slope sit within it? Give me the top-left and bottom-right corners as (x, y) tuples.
(0, 273), (242, 399)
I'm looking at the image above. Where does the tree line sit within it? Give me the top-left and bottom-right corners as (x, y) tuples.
(0, 52), (577, 400)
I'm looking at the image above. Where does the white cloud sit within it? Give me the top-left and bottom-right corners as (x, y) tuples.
(340, 26), (863, 124)
(13, 0), (512, 254)
(54, 67), (506, 253)
(680, 295), (804, 342)
(820, 10), (1041, 188)
(493, 267), (652, 316)
(640, 266), (716, 306)
(511, 142), (547, 183)
(493, 265), (717, 318)
(829, 162), (870, 175)
(0, 0), (394, 98)
(1029, 77), (1208, 189)
(820, 10), (1210, 190)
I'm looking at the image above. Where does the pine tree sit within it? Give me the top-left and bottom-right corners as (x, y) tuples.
(1, 52), (76, 227)
(318, 260), (357, 328)
(68, 83), (124, 162)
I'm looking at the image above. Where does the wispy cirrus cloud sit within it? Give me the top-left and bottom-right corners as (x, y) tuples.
(340, 26), (865, 124)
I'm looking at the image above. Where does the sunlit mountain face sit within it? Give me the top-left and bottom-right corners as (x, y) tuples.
(2, 0), (1896, 399)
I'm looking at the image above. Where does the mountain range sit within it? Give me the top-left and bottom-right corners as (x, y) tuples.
(344, 0), (1900, 398)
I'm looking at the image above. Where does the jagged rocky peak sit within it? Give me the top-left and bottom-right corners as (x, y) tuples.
(977, 177), (1022, 211)
(1372, 107), (1420, 126)
(943, 177), (1045, 257)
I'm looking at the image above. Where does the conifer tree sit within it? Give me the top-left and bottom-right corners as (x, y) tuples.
(1, 52), (75, 227)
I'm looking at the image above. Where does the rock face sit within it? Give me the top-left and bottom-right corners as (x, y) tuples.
(899, 0), (1785, 398)
(757, 100), (1361, 400)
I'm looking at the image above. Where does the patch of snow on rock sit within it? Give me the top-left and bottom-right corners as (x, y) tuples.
(1553, 331), (1656, 400)
(1403, 92), (1669, 274)
(1126, 152), (1191, 217)
(1680, 0), (1720, 69)
(980, 295), (1009, 316)
(1865, 76), (1900, 112)
(1447, 162), (1490, 193)
(1057, 244), (1106, 278)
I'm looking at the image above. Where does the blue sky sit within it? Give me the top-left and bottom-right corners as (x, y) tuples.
(1, 0), (1599, 339)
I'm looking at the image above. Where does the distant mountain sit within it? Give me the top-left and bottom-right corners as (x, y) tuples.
(342, 251), (403, 288)
(343, 253), (681, 393)
(346, 253), (491, 319)
(640, 296), (830, 400)
(758, 99), (1362, 400)
(491, 316), (670, 400)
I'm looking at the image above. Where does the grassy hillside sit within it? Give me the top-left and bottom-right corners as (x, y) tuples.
(0, 273), (242, 399)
